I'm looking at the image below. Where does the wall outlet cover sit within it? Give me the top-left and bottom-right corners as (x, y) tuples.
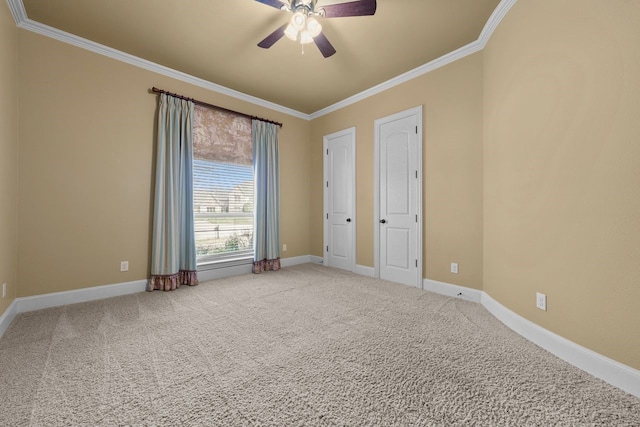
(536, 292), (547, 311)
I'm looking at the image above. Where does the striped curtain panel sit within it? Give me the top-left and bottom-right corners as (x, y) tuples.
(148, 94), (199, 291)
(252, 120), (281, 273)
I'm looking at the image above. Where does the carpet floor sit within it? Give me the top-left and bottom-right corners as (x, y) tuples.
(0, 263), (638, 426)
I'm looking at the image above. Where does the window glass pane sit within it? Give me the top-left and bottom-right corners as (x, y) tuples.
(193, 106), (253, 264)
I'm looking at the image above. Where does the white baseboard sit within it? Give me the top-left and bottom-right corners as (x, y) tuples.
(421, 278), (640, 398)
(198, 263), (253, 282)
(481, 292), (640, 399)
(1, 255), (316, 330)
(423, 278), (483, 303)
(281, 255), (322, 267)
(0, 300), (18, 337)
(0, 257), (319, 336)
(0, 279), (147, 338)
(355, 264), (375, 278)
(309, 255), (324, 265)
(198, 255), (321, 282)
(17, 279), (148, 313)
(194, 255), (327, 282)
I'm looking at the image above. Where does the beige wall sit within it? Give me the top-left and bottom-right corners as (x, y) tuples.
(0, 3), (18, 316)
(484, 0), (640, 369)
(311, 53), (484, 290)
(17, 30), (310, 297)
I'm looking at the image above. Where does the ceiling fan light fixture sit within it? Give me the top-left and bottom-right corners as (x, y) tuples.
(291, 11), (306, 31)
(300, 31), (314, 44)
(306, 17), (322, 37)
(284, 24), (298, 41)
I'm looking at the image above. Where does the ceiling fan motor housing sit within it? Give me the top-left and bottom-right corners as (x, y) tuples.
(286, 0), (324, 17)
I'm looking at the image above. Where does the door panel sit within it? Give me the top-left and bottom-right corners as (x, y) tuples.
(386, 228), (410, 269)
(377, 108), (421, 287)
(386, 139), (410, 215)
(324, 128), (356, 272)
(331, 225), (349, 258)
(331, 148), (349, 214)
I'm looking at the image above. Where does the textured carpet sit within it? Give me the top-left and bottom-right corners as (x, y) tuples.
(0, 263), (638, 426)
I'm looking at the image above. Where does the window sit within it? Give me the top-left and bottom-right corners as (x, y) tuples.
(193, 105), (253, 265)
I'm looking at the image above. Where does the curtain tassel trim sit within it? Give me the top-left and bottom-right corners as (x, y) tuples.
(147, 270), (199, 291)
(252, 258), (281, 274)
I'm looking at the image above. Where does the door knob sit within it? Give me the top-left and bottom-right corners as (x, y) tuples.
(346, 218), (352, 222)
(380, 219), (387, 224)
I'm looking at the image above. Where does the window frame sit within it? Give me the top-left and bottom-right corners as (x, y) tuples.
(192, 106), (254, 268)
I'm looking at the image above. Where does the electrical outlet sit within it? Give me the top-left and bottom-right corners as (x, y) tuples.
(536, 292), (547, 311)
(282, 244), (287, 252)
(120, 261), (129, 272)
(2, 282), (6, 298)
(450, 263), (459, 274)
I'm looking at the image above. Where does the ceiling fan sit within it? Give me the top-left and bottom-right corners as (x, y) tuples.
(256, 0), (377, 58)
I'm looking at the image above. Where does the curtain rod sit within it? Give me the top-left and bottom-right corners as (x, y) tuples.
(150, 87), (283, 128)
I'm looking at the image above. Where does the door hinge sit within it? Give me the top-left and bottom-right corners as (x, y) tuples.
(326, 213), (329, 220)
(416, 214), (418, 222)
(326, 149), (328, 155)
(326, 246), (329, 252)
(415, 170), (418, 179)
(416, 126), (418, 134)
(326, 181), (329, 188)
(416, 259), (418, 267)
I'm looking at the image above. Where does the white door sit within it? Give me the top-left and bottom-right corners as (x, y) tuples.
(324, 128), (356, 271)
(375, 107), (422, 287)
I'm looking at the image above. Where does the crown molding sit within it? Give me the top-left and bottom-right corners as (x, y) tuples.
(309, 40), (483, 119)
(478, 0), (518, 48)
(6, 0), (26, 23)
(309, 0), (518, 119)
(6, 0), (310, 121)
(7, 0), (517, 121)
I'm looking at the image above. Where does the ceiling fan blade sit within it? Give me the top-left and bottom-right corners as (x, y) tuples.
(255, 0), (288, 10)
(320, 0), (377, 18)
(258, 24), (288, 49)
(313, 32), (337, 58)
